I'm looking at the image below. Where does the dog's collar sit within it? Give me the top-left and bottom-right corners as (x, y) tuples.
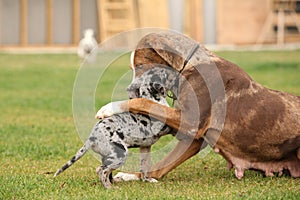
(179, 43), (200, 74)
(169, 43), (200, 106)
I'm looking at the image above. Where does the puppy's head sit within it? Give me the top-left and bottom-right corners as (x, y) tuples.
(138, 82), (168, 106)
(127, 68), (169, 107)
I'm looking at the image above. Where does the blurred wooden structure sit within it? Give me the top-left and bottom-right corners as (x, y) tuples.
(0, 0), (169, 48)
(0, 0), (300, 49)
(257, 0), (300, 45)
(184, 0), (203, 43)
(97, 0), (138, 41)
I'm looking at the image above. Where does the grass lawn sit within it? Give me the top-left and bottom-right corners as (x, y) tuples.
(0, 50), (300, 199)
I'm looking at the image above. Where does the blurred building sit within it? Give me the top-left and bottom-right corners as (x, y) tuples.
(0, 0), (300, 49)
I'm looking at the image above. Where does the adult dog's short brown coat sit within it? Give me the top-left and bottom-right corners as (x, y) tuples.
(97, 32), (300, 179)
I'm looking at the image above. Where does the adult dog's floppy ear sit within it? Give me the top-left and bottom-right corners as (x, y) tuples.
(135, 33), (184, 71)
(134, 32), (206, 72)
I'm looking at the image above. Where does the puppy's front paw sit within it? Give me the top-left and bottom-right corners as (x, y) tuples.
(95, 101), (125, 119)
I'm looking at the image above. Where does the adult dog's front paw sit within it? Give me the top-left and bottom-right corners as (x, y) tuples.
(95, 103), (114, 119)
(95, 101), (126, 119)
(113, 172), (140, 182)
(142, 177), (158, 183)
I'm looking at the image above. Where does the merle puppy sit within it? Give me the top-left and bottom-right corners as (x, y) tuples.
(54, 66), (177, 189)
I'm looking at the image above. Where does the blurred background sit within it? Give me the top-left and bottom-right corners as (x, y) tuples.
(1, 0), (300, 50)
(1, 1), (300, 198)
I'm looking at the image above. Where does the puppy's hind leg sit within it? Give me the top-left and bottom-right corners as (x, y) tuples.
(140, 146), (158, 183)
(98, 143), (128, 188)
(96, 166), (114, 189)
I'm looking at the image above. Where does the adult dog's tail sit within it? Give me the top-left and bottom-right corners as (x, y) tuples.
(54, 140), (92, 177)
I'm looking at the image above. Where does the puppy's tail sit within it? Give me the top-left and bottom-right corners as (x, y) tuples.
(54, 140), (92, 177)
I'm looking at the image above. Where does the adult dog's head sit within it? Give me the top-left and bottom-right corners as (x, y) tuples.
(127, 32), (227, 139)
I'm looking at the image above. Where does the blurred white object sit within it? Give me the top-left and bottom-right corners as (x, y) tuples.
(77, 29), (98, 62)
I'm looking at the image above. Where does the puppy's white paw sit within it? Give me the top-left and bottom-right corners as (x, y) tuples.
(113, 172), (140, 182)
(95, 101), (125, 119)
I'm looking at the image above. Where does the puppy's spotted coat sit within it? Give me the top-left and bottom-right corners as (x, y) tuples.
(54, 66), (177, 188)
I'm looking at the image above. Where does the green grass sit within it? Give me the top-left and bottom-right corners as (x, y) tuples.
(0, 50), (300, 199)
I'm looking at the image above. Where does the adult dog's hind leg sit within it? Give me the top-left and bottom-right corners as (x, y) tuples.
(115, 139), (205, 180)
(114, 139), (207, 181)
(140, 146), (158, 183)
(149, 138), (205, 179)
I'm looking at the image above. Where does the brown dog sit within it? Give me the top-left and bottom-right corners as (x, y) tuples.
(96, 32), (300, 180)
